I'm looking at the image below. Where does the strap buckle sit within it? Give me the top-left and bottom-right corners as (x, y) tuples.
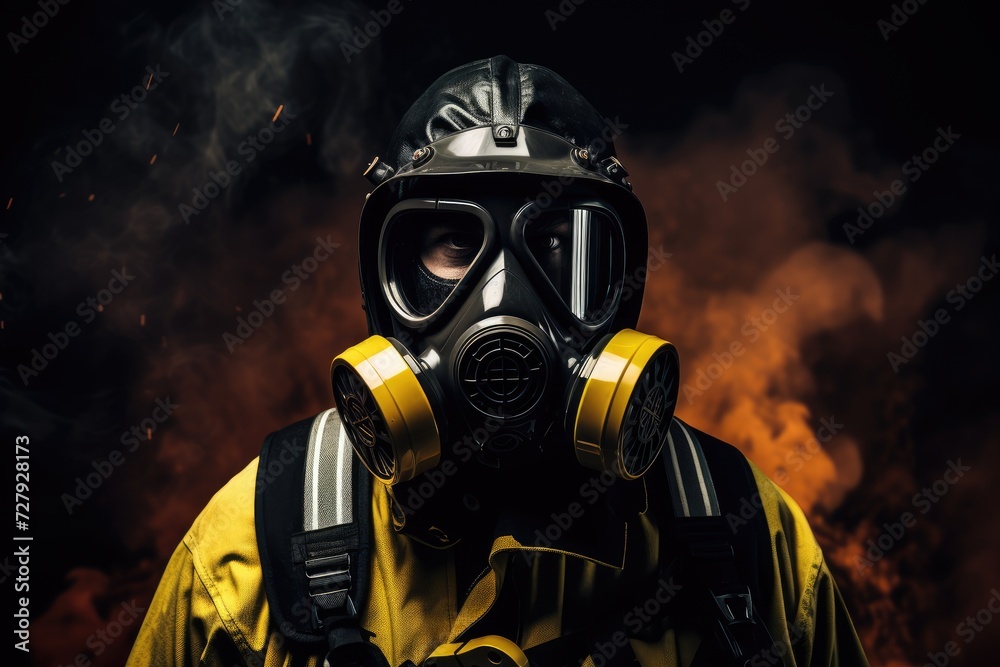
(306, 552), (352, 598)
(708, 583), (757, 659)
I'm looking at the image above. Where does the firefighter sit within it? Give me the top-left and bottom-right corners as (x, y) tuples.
(127, 55), (869, 667)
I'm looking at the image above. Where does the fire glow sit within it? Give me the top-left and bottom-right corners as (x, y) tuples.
(24, 66), (992, 667)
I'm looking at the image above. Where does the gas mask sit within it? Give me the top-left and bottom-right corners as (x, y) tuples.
(330, 57), (679, 504)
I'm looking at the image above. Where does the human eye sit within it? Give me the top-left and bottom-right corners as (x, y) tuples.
(418, 222), (485, 279)
(527, 223), (569, 255)
(441, 231), (480, 255)
(531, 234), (563, 251)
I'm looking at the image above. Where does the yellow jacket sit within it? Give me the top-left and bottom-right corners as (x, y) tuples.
(126, 455), (868, 667)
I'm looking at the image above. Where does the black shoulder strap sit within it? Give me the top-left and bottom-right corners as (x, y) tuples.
(662, 418), (783, 667)
(523, 418), (780, 667)
(255, 409), (374, 646)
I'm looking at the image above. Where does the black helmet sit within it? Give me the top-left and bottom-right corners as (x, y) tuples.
(358, 54), (648, 338)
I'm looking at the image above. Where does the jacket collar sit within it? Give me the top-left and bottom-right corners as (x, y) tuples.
(388, 468), (648, 568)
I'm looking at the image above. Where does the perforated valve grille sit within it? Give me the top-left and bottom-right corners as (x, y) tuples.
(332, 366), (395, 481)
(619, 346), (679, 477)
(458, 328), (547, 420)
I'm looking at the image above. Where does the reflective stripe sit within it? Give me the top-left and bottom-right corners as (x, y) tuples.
(665, 419), (721, 518)
(304, 408), (354, 530)
(333, 419), (352, 526)
(665, 427), (691, 517)
(308, 409), (334, 530)
(677, 420), (719, 516)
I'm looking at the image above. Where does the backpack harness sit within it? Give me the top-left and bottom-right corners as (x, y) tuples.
(255, 410), (784, 667)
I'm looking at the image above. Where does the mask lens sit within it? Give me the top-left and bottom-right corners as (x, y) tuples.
(523, 208), (622, 323)
(385, 208), (487, 317)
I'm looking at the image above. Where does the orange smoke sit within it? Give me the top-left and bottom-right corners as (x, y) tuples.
(31, 65), (994, 667)
(629, 66), (989, 666)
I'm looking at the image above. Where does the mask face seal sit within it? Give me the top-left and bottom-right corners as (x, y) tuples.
(414, 263), (459, 315)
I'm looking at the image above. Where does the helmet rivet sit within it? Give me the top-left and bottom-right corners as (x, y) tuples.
(412, 146), (433, 166)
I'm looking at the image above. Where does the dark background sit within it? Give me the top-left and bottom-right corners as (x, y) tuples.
(1, 0), (998, 665)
